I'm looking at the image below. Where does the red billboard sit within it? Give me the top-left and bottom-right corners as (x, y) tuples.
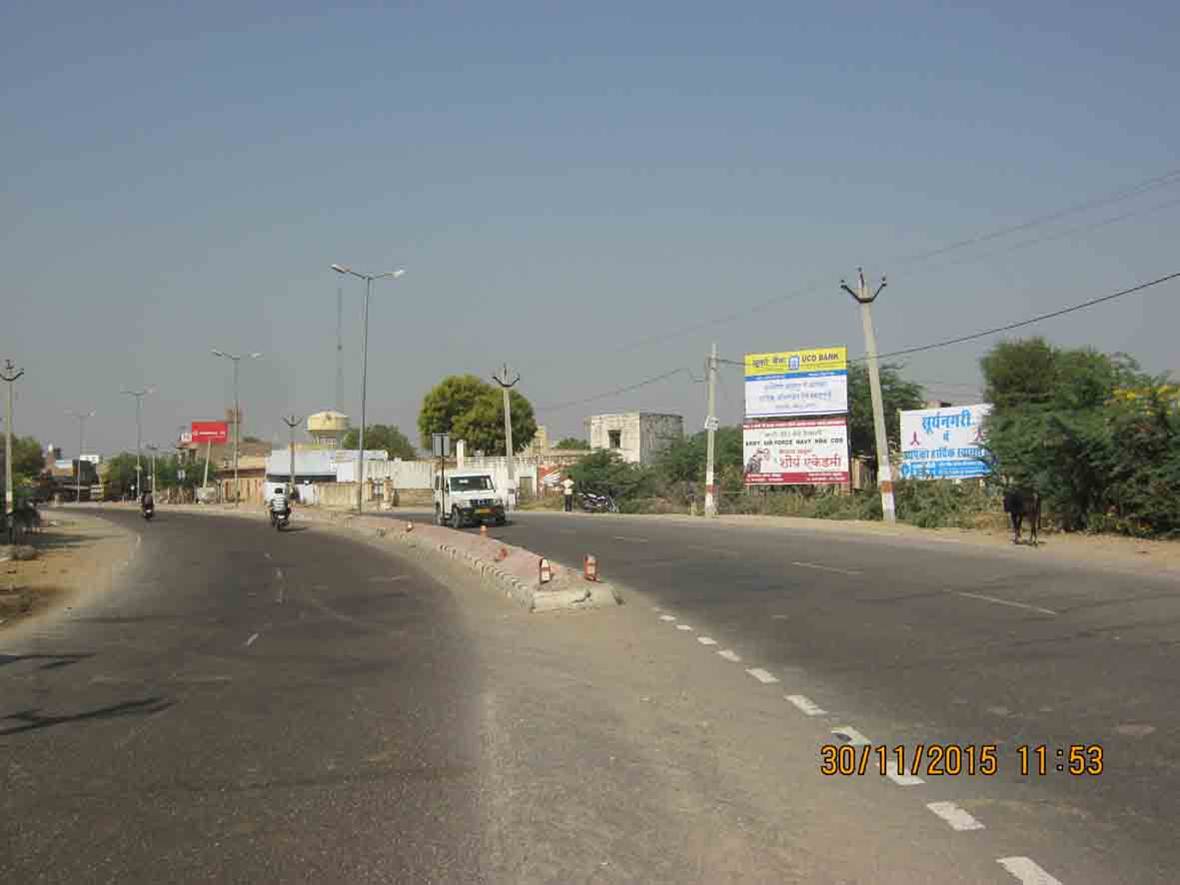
(191, 421), (229, 444)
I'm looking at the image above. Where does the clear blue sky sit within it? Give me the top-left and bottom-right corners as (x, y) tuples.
(3, 1), (1178, 455)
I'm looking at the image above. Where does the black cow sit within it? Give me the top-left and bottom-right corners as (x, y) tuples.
(1002, 487), (1041, 546)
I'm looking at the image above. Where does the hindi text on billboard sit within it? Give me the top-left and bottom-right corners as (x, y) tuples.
(744, 347), (848, 418)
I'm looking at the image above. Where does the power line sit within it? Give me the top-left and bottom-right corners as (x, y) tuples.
(537, 367), (697, 413)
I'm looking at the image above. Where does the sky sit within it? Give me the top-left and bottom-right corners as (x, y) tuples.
(2, 1), (1178, 457)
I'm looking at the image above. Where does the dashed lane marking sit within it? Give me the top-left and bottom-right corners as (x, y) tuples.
(675, 624), (693, 631)
(612, 536), (649, 543)
(367, 575), (408, 582)
(926, 801), (984, 830)
(831, 726), (871, 746)
(659, 614), (677, 622)
(785, 694), (827, 716)
(997, 857), (1063, 885)
(746, 668), (779, 684)
(791, 561), (862, 576)
(697, 637), (718, 646)
(275, 567), (284, 580)
(717, 649), (741, 662)
(264, 552), (272, 560)
(885, 759), (925, 786)
(951, 590), (1057, 616)
(244, 632), (260, 647)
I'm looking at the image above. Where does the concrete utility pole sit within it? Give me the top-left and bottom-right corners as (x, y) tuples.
(146, 444), (159, 495)
(281, 415), (302, 497)
(211, 350), (261, 505)
(703, 343), (719, 518)
(121, 386), (154, 498)
(331, 264), (406, 514)
(3, 359), (25, 516)
(490, 364), (520, 511)
(66, 409), (96, 503)
(335, 287), (345, 412)
(841, 268), (896, 523)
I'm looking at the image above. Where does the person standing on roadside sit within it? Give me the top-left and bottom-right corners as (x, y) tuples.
(562, 476), (575, 512)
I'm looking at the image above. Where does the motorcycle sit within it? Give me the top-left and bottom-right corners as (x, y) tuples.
(141, 504), (154, 521)
(578, 491), (619, 514)
(269, 506), (290, 531)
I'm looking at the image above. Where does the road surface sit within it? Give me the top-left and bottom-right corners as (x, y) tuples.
(387, 506), (1180, 884)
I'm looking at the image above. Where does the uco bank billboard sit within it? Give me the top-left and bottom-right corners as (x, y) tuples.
(743, 417), (850, 486)
(745, 347), (848, 418)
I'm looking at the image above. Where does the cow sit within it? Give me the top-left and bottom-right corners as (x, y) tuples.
(1002, 487), (1041, 546)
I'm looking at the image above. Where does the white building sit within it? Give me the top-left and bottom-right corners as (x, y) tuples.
(585, 412), (684, 465)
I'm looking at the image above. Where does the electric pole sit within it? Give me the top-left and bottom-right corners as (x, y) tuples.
(281, 414), (302, 498)
(335, 287), (345, 412)
(3, 359), (25, 516)
(491, 364), (520, 511)
(841, 268), (896, 523)
(121, 386), (154, 498)
(704, 343), (719, 518)
(66, 409), (96, 503)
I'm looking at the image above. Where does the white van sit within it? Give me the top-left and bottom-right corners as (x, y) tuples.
(433, 470), (507, 528)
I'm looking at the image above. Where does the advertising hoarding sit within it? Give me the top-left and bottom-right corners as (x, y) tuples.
(743, 417), (850, 486)
(899, 404), (992, 480)
(744, 347), (848, 418)
(191, 420), (229, 444)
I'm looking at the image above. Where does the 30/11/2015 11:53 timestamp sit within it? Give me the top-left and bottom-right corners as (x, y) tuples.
(819, 743), (1104, 777)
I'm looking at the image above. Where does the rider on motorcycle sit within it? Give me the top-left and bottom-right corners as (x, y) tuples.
(268, 486), (290, 519)
(140, 490), (154, 512)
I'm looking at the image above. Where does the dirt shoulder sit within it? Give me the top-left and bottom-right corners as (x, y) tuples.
(0, 510), (137, 631)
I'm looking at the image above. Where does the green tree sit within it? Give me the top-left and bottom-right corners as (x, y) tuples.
(568, 450), (656, 503)
(342, 424), (418, 459)
(847, 362), (926, 466)
(655, 427), (743, 486)
(554, 437), (588, 450)
(102, 452), (143, 498)
(418, 375), (538, 455)
(0, 435), (45, 479)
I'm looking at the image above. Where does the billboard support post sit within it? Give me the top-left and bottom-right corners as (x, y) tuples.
(841, 269), (895, 523)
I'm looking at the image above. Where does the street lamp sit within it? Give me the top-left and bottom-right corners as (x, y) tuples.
(331, 263), (406, 513)
(121, 387), (155, 497)
(65, 409), (96, 503)
(211, 350), (262, 505)
(146, 443), (159, 495)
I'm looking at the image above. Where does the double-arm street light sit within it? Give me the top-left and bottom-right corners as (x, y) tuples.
(65, 409), (96, 503)
(331, 263), (405, 513)
(121, 386), (155, 496)
(211, 350), (261, 504)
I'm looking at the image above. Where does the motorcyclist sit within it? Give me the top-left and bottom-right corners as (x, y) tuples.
(140, 490), (154, 512)
(268, 486), (290, 519)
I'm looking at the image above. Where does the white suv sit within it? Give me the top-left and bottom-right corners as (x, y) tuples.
(433, 470), (507, 528)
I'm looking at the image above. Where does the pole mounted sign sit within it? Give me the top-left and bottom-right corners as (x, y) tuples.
(431, 432), (451, 459)
(744, 347), (848, 419)
(191, 421), (229, 445)
(743, 418), (850, 486)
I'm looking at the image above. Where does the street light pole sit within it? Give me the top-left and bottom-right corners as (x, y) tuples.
(146, 444), (159, 495)
(841, 268), (896, 524)
(212, 350), (261, 505)
(121, 387), (154, 498)
(281, 415), (302, 498)
(2, 359), (25, 516)
(66, 409), (96, 503)
(331, 263), (406, 514)
(491, 364), (521, 511)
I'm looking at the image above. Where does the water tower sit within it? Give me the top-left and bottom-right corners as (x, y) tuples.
(307, 410), (350, 449)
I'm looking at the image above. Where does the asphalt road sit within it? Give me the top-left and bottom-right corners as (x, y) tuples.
(394, 507), (1180, 884)
(1, 510), (484, 882)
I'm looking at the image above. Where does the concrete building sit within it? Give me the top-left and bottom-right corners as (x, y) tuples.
(307, 411), (350, 449)
(585, 412), (684, 465)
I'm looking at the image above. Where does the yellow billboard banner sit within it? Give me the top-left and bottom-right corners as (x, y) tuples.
(744, 346), (847, 379)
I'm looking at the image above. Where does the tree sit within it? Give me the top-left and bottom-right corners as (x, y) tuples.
(342, 424), (418, 460)
(847, 363), (926, 467)
(568, 449), (656, 503)
(554, 437), (588, 450)
(418, 375), (538, 455)
(0, 435), (45, 479)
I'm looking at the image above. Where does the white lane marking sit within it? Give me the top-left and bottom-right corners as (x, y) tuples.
(997, 857), (1063, 885)
(697, 636), (718, 646)
(952, 590), (1057, 616)
(831, 726), (871, 746)
(675, 624), (693, 631)
(264, 552), (272, 560)
(926, 801), (984, 830)
(245, 632), (260, 647)
(659, 614), (677, 622)
(276, 585), (285, 604)
(612, 536), (649, 543)
(275, 567), (284, 580)
(368, 575), (408, 582)
(136, 534), (142, 547)
(746, 668), (779, 684)
(652, 606), (663, 612)
(885, 759), (925, 786)
(792, 561), (862, 576)
(717, 649), (742, 662)
(785, 694), (827, 716)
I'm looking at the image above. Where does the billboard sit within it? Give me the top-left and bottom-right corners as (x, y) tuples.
(743, 417), (850, 486)
(191, 420), (229, 444)
(745, 347), (848, 418)
(899, 404), (992, 480)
